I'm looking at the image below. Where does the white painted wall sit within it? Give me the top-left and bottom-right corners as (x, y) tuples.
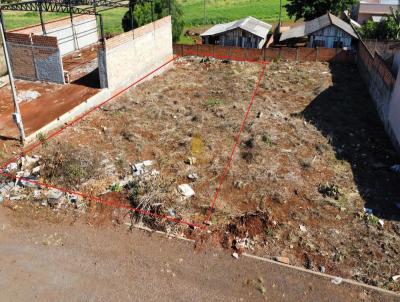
(13, 16), (98, 56)
(45, 17), (98, 55)
(104, 16), (173, 91)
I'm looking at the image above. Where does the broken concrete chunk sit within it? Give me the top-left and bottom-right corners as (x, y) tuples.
(187, 172), (198, 180)
(47, 189), (63, 201)
(19, 178), (39, 188)
(132, 160), (155, 176)
(143, 160), (154, 167)
(178, 184), (195, 197)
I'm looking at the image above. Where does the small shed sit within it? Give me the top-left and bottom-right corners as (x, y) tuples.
(280, 13), (358, 49)
(201, 17), (272, 49)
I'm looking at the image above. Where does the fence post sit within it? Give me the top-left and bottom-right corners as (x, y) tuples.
(316, 47), (319, 61)
(296, 48), (299, 61)
(212, 45), (215, 58)
(263, 48), (266, 62)
(196, 43), (199, 56)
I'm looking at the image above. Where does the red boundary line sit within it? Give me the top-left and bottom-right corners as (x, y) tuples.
(0, 53), (267, 230)
(0, 56), (177, 171)
(0, 170), (205, 229)
(205, 62), (268, 223)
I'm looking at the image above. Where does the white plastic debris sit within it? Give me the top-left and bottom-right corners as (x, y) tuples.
(392, 275), (400, 282)
(232, 252), (239, 259)
(132, 160), (154, 176)
(33, 190), (41, 199)
(390, 165), (400, 173)
(178, 184), (195, 197)
(5, 162), (18, 172)
(299, 224), (307, 232)
(151, 170), (160, 176)
(378, 219), (384, 227)
(331, 277), (343, 285)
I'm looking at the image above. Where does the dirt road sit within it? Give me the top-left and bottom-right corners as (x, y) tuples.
(0, 207), (398, 302)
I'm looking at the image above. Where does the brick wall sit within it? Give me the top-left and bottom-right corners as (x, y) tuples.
(12, 15), (98, 56)
(6, 32), (64, 84)
(357, 41), (399, 151)
(100, 16), (173, 90)
(173, 44), (357, 64)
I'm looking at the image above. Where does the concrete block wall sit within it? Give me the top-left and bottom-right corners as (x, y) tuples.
(0, 41), (7, 76)
(6, 32), (64, 84)
(12, 15), (98, 56)
(101, 16), (173, 90)
(389, 69), (400, 151)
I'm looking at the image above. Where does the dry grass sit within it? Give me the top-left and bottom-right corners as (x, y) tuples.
(30, 57), (400, 291)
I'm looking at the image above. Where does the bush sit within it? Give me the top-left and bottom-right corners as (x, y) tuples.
(41, 143), (101, 188)
(359, 13), (399, 40)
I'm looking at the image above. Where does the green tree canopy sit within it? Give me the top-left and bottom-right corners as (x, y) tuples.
(122, 0), (184, 42)
(359, 8), (400, 40)
(285, 0), (359, 21)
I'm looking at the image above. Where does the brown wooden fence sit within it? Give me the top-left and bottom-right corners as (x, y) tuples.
(173, 44), (356, 64)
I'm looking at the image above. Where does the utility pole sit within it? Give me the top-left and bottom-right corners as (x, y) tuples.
(0, 14), (26, 144)
(278, 0), (282, 32)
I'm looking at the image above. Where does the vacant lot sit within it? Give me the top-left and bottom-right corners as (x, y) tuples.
(1, 58), (400, 292)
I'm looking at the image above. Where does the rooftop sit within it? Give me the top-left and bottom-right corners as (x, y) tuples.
(280, 12), (358, 42)
(200, 16), (272, 39)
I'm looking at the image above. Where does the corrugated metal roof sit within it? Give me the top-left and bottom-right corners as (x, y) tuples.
(280, 13), (358, 42)
(200, 16), (272, 39)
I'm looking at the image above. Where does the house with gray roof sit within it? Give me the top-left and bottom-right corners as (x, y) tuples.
(351, 0), (400, 24)
(200, 16), (272, 49)
(280, 12), (359, 49)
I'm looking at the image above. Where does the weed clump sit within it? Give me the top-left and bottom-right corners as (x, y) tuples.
(41, 143), (101, 188)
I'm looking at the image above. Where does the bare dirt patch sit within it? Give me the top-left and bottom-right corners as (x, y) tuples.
(1, 58), (400, 292)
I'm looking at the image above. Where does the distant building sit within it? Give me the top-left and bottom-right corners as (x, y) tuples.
(200, 17), (272, 49)
(279, 13), (358, 49)
(351, 0), (400, 24)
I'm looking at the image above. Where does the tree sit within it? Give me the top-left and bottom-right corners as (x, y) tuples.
(285, 0), (359, 21)
(122, 0), (184, 42)
(359, 7), (400, 40)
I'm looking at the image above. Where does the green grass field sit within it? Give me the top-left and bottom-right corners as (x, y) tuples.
(179, 0), (288, 26)
(1, 0), (289, 43)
